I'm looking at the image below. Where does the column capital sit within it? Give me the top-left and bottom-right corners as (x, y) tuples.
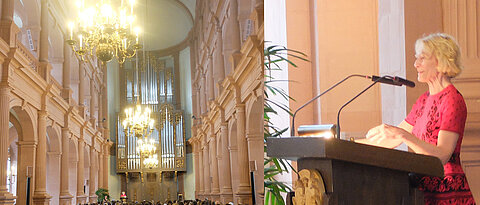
(17, 140), (37, 147)
(235, 104), (245, 113)
(38, 110), (48, 117)
(78, 137), (85, 144)
(0, 86), (11, 95)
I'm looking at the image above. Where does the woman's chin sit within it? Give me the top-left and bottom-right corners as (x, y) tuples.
(417, 75), (427, 83)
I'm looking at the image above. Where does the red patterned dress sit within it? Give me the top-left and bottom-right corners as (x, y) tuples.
(405, 84), (476, 205)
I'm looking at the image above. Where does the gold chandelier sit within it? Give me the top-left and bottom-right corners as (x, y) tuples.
(136, 137), (156, 157)
(122, 104), (155, 138)
(137, 137), (158, 168)
(143, 154), (158, 168)
(123, 103), (159, 168)
(66, 0), (142, 63)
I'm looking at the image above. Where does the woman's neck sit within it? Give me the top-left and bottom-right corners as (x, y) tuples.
(427, 73), (451, 95)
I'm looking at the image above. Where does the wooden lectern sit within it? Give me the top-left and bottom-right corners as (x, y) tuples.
(266, 137), (444, 205)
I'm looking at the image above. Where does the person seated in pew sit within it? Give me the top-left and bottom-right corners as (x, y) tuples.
(359, 33), (475, 205)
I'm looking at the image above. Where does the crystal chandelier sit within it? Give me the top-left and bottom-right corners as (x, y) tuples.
(122, 104), (155, 138)
(137, 137), (158, 168)
(143, 154), (158, 168)
(66, 0), (142, 63)
(136, 137), (157, 157)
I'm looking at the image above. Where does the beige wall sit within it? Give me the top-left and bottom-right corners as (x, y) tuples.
(286, 0), (382, 138)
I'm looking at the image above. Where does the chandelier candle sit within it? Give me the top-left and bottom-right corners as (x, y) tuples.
(66, 0), (142, 63)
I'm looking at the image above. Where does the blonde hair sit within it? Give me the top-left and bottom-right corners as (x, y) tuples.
(415, 33), (463, 77)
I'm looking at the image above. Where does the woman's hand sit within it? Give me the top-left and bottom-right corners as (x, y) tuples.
(365, 124), (407, 148)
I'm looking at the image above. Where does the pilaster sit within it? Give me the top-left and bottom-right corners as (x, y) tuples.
(219, 123), (233, 203)
(198, 139), (204, 196)
(33, 110), (52, 204)
(192, 140), (201, 198)
(213, 23), (225, 96)
(98, 146), (104, 189)
(209, 126), (220, 197)
(88, 144), (96, 203)
(38, 0), (50, 81)
(78, 61), (86, 117)
(223, 0), (241, 75)
(76, 137), (85, 199)
(59, 128), (72, 204)
(62, 41), (73, 102)
(103, 143), (109, 189)
(0, 86), (15, 204)
(0, 0), (19, 47)
(234, 104), (252, 204)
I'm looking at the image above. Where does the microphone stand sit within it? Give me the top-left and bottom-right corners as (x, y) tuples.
(335, 75), (392, 139)
(291, 74), (368, 136)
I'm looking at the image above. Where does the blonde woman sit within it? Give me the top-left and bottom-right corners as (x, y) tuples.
(365, 33), (475, 204)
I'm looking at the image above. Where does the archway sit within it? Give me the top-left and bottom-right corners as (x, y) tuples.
(68, 137), (78, 204)
(7, 113), (20, 197)
(10, 105), (36, 205)
(227, 119), (238, 198)
(245, 95), (263, 203)
(84, 144), (90, 200)
(46, 125), (61, 205)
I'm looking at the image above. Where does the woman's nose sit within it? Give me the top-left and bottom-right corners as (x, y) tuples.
(414, 59), (420, 68)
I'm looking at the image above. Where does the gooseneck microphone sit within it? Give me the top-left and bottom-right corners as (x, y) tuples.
(291, 74), (368, 136)
(336, 75), (392, 138)
(291, 74), (415, 137)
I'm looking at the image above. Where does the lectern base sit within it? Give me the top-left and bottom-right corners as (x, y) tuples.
(297, 158), (423, 205)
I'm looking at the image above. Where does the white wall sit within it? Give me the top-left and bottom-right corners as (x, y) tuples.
(378, 0), (408, 151)
(180, 47), (194, 200)
(265, 0), (293, 196)
(107, 60), (121, 199)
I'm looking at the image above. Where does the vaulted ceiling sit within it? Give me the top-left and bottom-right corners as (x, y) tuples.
(135, 0), (195, 51)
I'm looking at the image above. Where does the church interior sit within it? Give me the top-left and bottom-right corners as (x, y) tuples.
(0, 0), (263, 204)
(5, 0), (479, 204)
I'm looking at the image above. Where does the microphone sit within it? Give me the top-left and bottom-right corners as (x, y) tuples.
(368, 75), (415, 88)
(336, 75), (394, 138)
(290, 74), (415, 137)
(290, 74), (368, 136)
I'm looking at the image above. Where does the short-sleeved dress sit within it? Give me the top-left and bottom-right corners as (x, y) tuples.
(405, 84), (476, 205)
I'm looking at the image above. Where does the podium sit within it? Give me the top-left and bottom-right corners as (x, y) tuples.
(266, 137), (444, 205)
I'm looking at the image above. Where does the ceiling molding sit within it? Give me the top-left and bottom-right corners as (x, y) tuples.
(171, 0), (195, 24)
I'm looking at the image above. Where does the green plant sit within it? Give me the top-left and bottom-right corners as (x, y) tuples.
(264, 45), (308, 205)
(95, 188), (110, 203)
